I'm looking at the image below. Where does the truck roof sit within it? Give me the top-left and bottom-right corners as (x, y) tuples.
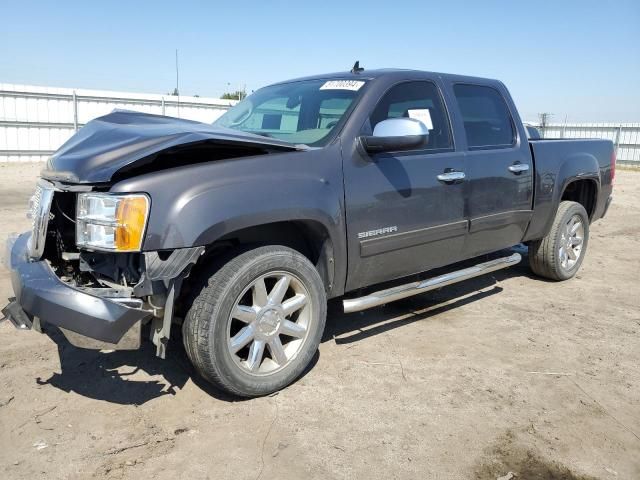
(270, 68), (502, 87)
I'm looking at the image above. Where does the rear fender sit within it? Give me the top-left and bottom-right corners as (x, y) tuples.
(523, 151), (600, 242)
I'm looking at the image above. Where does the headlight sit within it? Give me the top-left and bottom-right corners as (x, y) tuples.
(76, 193), (150, 251)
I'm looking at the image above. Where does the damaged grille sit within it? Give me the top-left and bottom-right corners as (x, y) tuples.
(27, 181), (55, 259)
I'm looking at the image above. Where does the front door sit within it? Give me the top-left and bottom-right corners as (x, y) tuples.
(343, 80), (467, 291)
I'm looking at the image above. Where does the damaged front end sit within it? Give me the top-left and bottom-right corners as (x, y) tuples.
(2, 178), (202, 358)
(2, 109), (305, 357)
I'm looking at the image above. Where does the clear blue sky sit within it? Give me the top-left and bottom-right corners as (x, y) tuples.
(1, 0), (639, 122)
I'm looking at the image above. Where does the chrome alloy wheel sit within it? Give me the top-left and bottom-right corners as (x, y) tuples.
(226, 272), (312, 375)
(559, 214), (585, 270)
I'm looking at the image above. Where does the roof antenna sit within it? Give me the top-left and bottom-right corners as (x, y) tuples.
(351, 61), (364, 74)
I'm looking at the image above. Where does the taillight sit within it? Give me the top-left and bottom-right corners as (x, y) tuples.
(611, 150), (616, 186)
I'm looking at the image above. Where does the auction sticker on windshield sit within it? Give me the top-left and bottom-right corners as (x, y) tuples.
(320, 80), (365, 91)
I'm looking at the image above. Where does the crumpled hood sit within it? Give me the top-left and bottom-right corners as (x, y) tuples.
(42, 110), (304, 183)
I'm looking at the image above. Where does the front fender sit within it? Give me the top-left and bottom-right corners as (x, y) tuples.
(170, 171), (339, 248)
(110, 146), (347, 291)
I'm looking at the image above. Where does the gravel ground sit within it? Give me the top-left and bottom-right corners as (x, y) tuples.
(0, 162), (638, 480)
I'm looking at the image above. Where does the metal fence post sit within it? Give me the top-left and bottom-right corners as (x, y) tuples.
(615, 124), (622, 156)
(161, 97), (165, 116)
(72, 91), (78, 131)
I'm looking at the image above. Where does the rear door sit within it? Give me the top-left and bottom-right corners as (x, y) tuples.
(451, 83), (534, 257)
(343, 79), (467, 291)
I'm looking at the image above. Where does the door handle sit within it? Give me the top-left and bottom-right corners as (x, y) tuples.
(437, 171), (466, 182)
(508, 163), (530, 173)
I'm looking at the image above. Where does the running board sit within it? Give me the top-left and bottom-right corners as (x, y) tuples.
(342, 253), (521, 313)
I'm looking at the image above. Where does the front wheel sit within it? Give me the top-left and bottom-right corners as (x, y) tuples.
(183, 246), (327, 397)
(528, 200), (590, 281)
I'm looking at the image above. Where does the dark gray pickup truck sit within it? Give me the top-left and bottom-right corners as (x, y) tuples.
(2, 68), (614, 397)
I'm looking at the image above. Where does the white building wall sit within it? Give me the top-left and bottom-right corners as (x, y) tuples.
(0, 83), (236, 162)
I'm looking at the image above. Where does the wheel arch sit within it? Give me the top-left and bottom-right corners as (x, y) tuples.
(183, 219), (339, 306)
(559, 178), (599, 220)
(523, 150), (601, 242)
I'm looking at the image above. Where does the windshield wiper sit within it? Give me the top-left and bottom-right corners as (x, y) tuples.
(246, 131), (309, 149)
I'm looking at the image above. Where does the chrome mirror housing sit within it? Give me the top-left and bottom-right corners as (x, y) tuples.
(359, 118), (429, 153)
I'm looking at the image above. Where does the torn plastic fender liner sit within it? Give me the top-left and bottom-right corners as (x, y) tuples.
(131, 246), (204, 299)
(41, 110), (306, 184)
(140, 246), (205, 358)
(145, 247), (205, 283)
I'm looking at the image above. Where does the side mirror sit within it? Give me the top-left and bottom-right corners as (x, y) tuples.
(358, 118), (429, 154)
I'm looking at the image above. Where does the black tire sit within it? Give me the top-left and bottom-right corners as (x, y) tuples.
(528, 200), (590, 281)
(183, 246), (326, 397)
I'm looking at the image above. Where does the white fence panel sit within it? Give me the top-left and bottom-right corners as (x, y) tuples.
(3, 84), (638, 165)
(0, 83), (236, 162)
(536, 122), (640, 164)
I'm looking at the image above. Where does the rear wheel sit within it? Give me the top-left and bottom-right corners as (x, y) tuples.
(528, 201), (589, 281)
(183, 246), (326, 397)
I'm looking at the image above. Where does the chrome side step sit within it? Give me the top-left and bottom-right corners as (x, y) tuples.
(343, 253), (521, 313)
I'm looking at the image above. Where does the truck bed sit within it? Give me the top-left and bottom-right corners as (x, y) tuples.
(524, 138), (614, 242)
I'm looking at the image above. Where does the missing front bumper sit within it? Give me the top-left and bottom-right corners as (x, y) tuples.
(58, 321), (142, 350)
(1, 298), (142, 350)
(3, 232), (152, 348)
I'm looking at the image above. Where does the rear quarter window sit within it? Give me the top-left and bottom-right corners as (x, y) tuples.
(454, 84), (515, 149)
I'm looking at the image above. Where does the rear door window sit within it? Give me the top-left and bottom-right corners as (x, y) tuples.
(453, 84), (515, 149)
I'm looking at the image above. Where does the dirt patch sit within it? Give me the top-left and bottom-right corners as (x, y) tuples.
(475, 431), (599, 480)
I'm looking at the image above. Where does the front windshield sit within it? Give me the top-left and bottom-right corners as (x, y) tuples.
(213, 79), (367, 146)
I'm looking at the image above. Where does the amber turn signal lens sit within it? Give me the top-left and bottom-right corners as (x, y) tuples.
(114, 196), (149, 251)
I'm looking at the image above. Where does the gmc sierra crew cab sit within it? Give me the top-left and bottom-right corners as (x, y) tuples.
(2, 67), (615, 397)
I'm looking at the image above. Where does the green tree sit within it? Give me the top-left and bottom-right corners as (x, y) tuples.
(221, 90), (246, 100)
